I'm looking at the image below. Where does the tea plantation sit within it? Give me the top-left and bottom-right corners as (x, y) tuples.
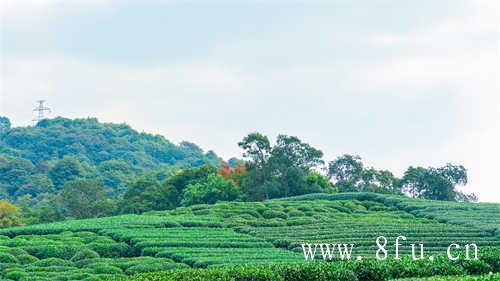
(0, 193), (499, 280)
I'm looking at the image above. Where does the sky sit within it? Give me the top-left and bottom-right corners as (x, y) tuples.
(0, 0), (499, 202)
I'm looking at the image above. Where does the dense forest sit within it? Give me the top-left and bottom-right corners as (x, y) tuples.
(0, 116), (477, 227)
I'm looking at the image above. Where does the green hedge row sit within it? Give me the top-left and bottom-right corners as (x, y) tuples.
(116, 252), (499, 281)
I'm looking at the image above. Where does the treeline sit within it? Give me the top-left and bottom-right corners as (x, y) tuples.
(0, 117), (476, 227)
(0, 116), (226, 225)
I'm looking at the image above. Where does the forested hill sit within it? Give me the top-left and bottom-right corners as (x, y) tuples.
(0, 116), (223, 199)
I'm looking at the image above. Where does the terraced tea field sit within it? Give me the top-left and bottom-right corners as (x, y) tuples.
(102, 227), (302, 267)
(284, 193), (500, 238)
(0, 194), (498, 280)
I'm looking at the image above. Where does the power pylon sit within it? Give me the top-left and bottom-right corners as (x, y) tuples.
(32, 100), (51, 125)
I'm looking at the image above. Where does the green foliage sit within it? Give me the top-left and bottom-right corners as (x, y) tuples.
(48, 156), (83, 189)
(401, 164), (474, 201)
(161, 165), (218, 208)
(120, 256), (500, 281)
(59, 179), (115, 219)
(239, 133), (327, 200)
(70, 249), (100, 262)
(16, 253), (38, 264)
(119, 165), (224, 213)
(0, 195), (498, 280)
(181, 174), (239, 206)
(0, 117), (223, 220)
(1, 117), (220, 168)
(328, 154), (400, 194)
(32, 257), (73, 267)
(0, 252), (18, 263)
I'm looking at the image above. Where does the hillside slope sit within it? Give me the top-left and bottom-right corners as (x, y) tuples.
(0, 193), (498, 280)
(0, 117), (222, 199)
(282, 193), (500, 238)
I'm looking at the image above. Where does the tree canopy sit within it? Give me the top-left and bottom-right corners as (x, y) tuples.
(0, 117), (477, 226)
(239, 133), (329, 200)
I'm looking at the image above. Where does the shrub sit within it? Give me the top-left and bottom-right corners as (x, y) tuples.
(427, 257), (465, 276)
(459, 259), (492, 275)
(24, 244), (79, 259)
(287, 210), (304, 217)
(480, 248), (500, 272)
(16, 254), (39, 264)
(70, 249), (100, 262)
(262, 210), (288, 219)
(331, 269), (358, 281)
(89, 242), (130, 258)
(7, 247), (28, 257)
(351, 260), (389, 281)
(87, 263), (123, 274)
(164, 221), (182, 227)
(0, 252), (18, 263)
(125, 263), (178, 275)
(32, 257), (74, 267)
(4, 270), (27, 281)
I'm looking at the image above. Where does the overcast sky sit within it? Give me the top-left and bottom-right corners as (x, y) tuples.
(1, 0), (499, 202)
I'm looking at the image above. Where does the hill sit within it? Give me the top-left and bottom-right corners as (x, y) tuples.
(0, 117), (222, 200)
(0, 193), (498, 280)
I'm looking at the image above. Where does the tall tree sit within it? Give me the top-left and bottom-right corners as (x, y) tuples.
(119, 177), (161, 214)
(328, 154), (364, 192)
(59, 179), (115, 219)
(401, 164), (472, 201)
(181, 174), (239, 206)
(238, 133), (271, 169)
(239, 133), (325, 200)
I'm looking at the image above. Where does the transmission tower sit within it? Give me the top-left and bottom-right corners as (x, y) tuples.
(32, 100), (51, 125)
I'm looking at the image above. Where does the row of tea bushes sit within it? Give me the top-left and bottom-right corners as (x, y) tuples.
(239, 212), (500, 257)
(394, 273), (500, 281)
(118, 249), (500, 281)
(101, 227), (303, 268)
(149, 199), (499, 260)
(0, 231), (187, 281)
(0, 215), (178, 237)
(282, 193), (500, 238)
(0, 256), (187, 281)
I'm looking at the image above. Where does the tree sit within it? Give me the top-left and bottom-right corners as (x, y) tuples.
(97, 160), (142, 194)
(0, 157), (37, 195)
(228, 163), (247, 187)
(361, 168), (400, 193)
(238, 132), (271, 169)
(159, 165), (218, 208)
(239, 133), (325, 200)
(218, 163), (231, 179)
(59, 179), (115, 219)
(227, 157), (244, 168)
(0, 116), (224, 213)
(401, 164), (472, 201)
(0, 116), (11, 135)
(119, 165), (219, 213)
(0, 199), (23, 228)
(304, 172), (336, 194)
(181, 174), (239, 206)
(328, 154), (364, 192)
(31, 193), (64, 223)
(119, 177), (162, 214)
(49, 156), (83, 189)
